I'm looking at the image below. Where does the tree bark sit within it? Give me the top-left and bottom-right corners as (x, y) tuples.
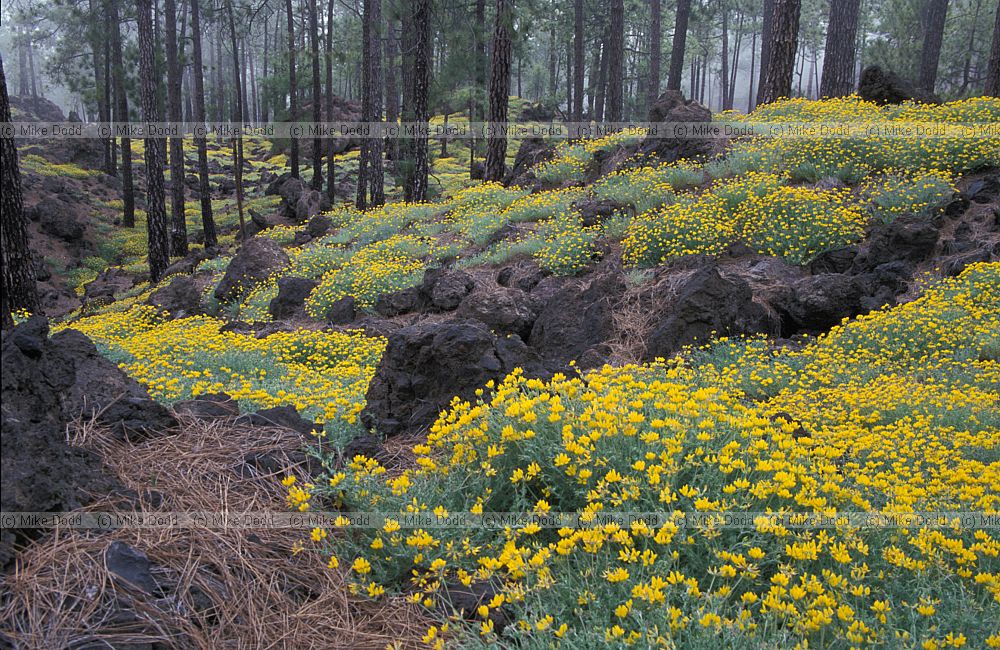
(760, 0), (800, 104)
(368, 0), (384, 207)
(667, 0), (692, 90)
(648, 0), (661, 109)
(573, 0), (585, 121)
(756, 0), (775, 105)
(225, 0), (246, 240)
(137, 0), (170, 283)
(918, 0), (949, 94)
(403, 0), (431, 201)
(286, 0), (300, 177)
(106, 0), (135, 227)
(1, 53), (38, 325)
(309, 0), (323, 190)
(189, 0), (217, 248)
(326, 0), (337, 200)
(165, 0), (188, 256)
(819, 0), (861, 97)
(605, 0), (625, 121)
(720, 5), (730, 110)
(986, 0), (1000, 96)
(485, 0), (512, 182)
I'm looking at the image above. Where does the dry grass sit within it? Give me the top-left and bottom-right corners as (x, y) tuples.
(0, 416), (429, 649)
(606, 268), (698, 365)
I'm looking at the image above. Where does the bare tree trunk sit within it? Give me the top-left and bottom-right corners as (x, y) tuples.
(819, 0), (861, 97)
(756, 0), (775, 105)
(368, 0), (384, 206)
(573, 0), (585, 120)
(87, 0), (113, 174)
(605, 0), (625, 121)
(326, 0), (337, 200)
(384, 11), (399, 163)
(729, 12), (744, 109)
(648, 0), (661, 109)
(747, 29), (757, 111)
(986, 0), (1000, 96)
(165, 0), (188, 257)
(1, 54), (38, 324)
(720, 5), (730, 110)
(225, 0), (246, 239)
(485, 0), (512, 182)
(286, 0), (300, 177)
(190, 0), (217, 247)
(137, 0), (170, 283)
(918, 0), (949, 94)
(309, 0), (323, 190)
(595, 20), (610, 120)
(760, 0), (800, 104)
(107, 0), (135, 227)
(403, 0), (431, 201)
(667, 0), (691, 90)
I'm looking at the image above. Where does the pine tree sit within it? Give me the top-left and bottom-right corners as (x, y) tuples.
(286, 0), (300, 178)
(403, 0), (431, 201)
(1, 54), (38, 327)
(605, 0), (625, 121)
(987, 2), (1000, 96)
(309, 0), (323, 190)
(485, 0), (512, 182)
(137, 0), (170, 283)
(760, 0), (801, 104)
(106, 0), (135, 227)
(667, 0), (692, 90)
(165, 0), (188, 256)
(190, 0), (217, 248)
(819, 0), (862, 97)
(918, 0), (949, 94)
(648, 0), (662, 108)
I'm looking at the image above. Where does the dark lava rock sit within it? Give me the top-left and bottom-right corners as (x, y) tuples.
(496, 260), (547, 292)
(645, 266), (778, 360)
(361, 320), (548, 436)
(857, 65), (940, 105)
(965, 176), (1000, 204)
(529, 271), (624, 368)
(214, 236), (290, 303)
(574, 198), (631, 227)
(36, 196), (85, 242)
(173, 393), (240, 419)
(853, 214), (940, 270)
(236, 405), (323, 437)
(105, 541), (161, 595)
(423, 267), (475, 311)
(84, 267), (135, 306)
(374, 286), (423, 317)
(639, 90), (714, 163)
(438, 580), (511, 633)
(340, 435), (394, 468)
(147, 274), (204, 317)
(306, 214), (333, 238)
(325, 295), (358, 325)
(504, 137), (555, 187)
(809, 246), (858, 275)
(783, 273), (865, 331)
(268, 276), (319, 320)
(456, 287), (540, 339)
(1, 318), (164, 567)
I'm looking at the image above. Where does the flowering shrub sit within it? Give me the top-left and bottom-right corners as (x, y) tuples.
(297, 262), (1000, 649)
(861, 170), (957, 223)
(623, 194), (734, 266)
(533, 214), (599, 276)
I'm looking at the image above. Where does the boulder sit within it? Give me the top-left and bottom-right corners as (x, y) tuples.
(268, 276), (319, 320)
(236, 405), (323, 437)
(782, 274), (865, 332)
(214, 236), (290, 303)
(456, 287), (540, 339)
(83, 267), (135, 306)
(361, 320), (548, 436)
(645, 266), (778, 360)
(504, 137), (555, 187)
(105, 541), (161, 595)
(374, 286), (423, 317)
(853, 214), (940, 271)
(639, 90), (714, 163)
(423, 267), (475, 311)
(1, 318), (172, 567)
(529, 271), (624, 367)
(174, 393), (240, 419)
(325, 295), (357, 325)
(147, 274), (204, 317)
(857, 65), (939, 105)
(496, 260), (547, 292)
(574, 198), (630, 227)
(294, 189), (326, 222)
(306, 214), (333, 238)
(36, 196), (85, 242)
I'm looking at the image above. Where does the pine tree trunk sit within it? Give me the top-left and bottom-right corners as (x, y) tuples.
(595, 23), (609, 121)
(760, 0), (800, 104)
(225, 0), (246, 240)
(605, 0), (625, 121)
(106, 0), (135, 227)
(918, 0), (949, 94)
(356, 0), (373, 209)
(190, 0), (217, 248)
(368, 0), (384, 207)
(756, 0), (775, 105)
(986, 1), (1000, 96)
(485, 0), (512, 182)
(819, 0), (861, 97)
(326, 0), (337, 200)
(88, 0), (114, 175)
(165, 0), (188, 257)
(403, 0), (431, 201)
(137, 0), (170, 283)
(667, 0), (691, 90)
(384, 11), (399, 164)
(648, 0), (661, 109)
(747, 29), (757, 111)
(720, 6), (730, 110)
(1, 54), (38, 324)
(309, 0), (323, 190)
(286, 0), (300, 177)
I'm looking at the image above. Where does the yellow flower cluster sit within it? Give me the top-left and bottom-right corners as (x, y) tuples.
(62, 305), (385, 428)
(312, 263), (999, 648)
